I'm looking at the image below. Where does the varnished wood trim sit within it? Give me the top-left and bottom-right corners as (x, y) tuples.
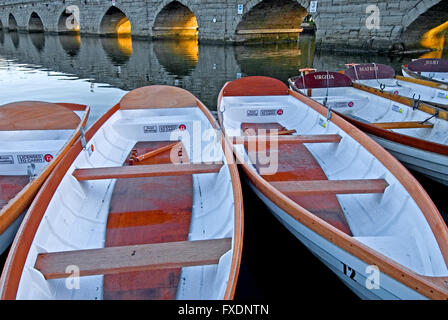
(271, 179), (389, 196)
(196, 98), (244, 300)
(35, 239), (232, 280)
(232, 134), (342, 144)
(73, 163), (223, 181)
(372, 121), (434, 129)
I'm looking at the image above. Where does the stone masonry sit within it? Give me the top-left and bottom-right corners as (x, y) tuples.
(0, 0), (445, 51)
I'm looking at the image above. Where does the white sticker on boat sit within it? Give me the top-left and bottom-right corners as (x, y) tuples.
(0, 155), (14, 165)
(328, 101), (350, 109)
(159, 124), (178, 133)
(319, 118), (327, 128)
(144, 125), (158, 133)
(17, 154), (44, 164)
(247, 110), (259, 117)
(260, 109), (277, 116)
(392, 105), (403, 113)
(437, 92), (448, 99)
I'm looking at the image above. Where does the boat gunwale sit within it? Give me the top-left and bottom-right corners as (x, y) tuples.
(0, 87), (243, 301)
(217, 78), (448, 300)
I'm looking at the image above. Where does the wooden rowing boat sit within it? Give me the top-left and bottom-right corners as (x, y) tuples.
(0, 86), (243, 300)
(218, 76), (448, 300)
(402, 58), (448, 85)
(342, 63), (448, 111)
(289, 71), (448, 186)
(0, 101), (89, 255)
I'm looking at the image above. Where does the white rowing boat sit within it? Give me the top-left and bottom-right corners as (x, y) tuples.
(218, 76), (448, 300)
(0, 86), (243, 300)
(0, 101), (89, 255)
(402, 58), (448, 85)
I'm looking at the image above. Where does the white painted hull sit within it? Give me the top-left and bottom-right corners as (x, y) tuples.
(246, 180), (428, 300)
(0, 210), (26, 255)
(368, 135), (448, 186)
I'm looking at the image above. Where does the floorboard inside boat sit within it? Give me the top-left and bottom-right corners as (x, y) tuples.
(0, 175), (29, 210)
(103, 141), (192, 300)
(242, 123), (353, 236)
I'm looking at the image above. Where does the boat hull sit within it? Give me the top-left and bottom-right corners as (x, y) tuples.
(0, 210), (25, 255)
(364, 135), (448, 186)
(246, 179), (427, 300)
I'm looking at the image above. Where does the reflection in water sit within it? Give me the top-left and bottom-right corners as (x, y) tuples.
(420, 21), (448, 59)
(30, 32), (45, 52)
(0, 31), (433, 109)
(10, 31), (19, 48)
(153, 39), (198, 76)
(101, 36), (133, 66)
(236, 40), (312, 81)
(59, 34), (81, 57)
(0, 30), (4, 45)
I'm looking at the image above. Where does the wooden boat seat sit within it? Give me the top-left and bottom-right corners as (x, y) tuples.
(34, 238), (232, 280)
(0, 176), (29, 211)
(242, 123), (353, 235)
(72, 163), (223, 181)
(270, 179), (389, 196)
(372, 121), (434, 130)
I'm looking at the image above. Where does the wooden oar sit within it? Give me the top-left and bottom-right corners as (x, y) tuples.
(134, 141), (182, 162)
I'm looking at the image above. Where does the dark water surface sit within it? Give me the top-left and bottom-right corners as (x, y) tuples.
(0, 31), (446, 301)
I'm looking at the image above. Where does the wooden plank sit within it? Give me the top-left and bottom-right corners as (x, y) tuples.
(233, 134), (342, 144)
(270, 179), (389, 196)
(73, 163), (223, 181)
(34, 238), (232, 280)
(372, 121), (434, 129)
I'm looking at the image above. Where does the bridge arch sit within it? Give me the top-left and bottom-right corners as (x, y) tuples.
(28, 12), (44, 33)
(400, 0), (448, 55)
(58, 6), (80, 33)
(152, 1), (199, 39)
(8, 13), (18, 31)
(229, 0), (311, 43)
(100, 6), (132, 36)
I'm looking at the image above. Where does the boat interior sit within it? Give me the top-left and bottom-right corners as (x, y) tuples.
(0, 102), (83, 212)
(220, 87), (448, 279)
(343, 64), (448, 105)
(16, 99), (237, 300)
(291, 73), (448, 147)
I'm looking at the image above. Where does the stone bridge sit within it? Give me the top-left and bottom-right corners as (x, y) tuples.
(0, 0), (447, 51)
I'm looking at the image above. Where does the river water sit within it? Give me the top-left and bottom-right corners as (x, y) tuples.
(0, 31), (447, 300)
